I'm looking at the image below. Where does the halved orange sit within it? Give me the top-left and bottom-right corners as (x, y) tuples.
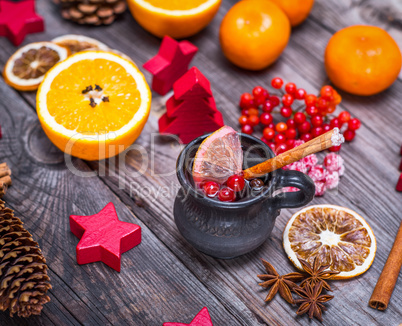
(192, 126), (243, 185)
(36, 51), (151, 161)
(283, 205), (376, 279)
(3, 42), (69, 91)
(127, 0), (221, 38)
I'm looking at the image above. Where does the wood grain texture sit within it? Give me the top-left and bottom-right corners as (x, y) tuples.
(0, 0), (401, 325)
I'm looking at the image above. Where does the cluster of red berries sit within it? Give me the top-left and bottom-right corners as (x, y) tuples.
(238, 77), (362, 154)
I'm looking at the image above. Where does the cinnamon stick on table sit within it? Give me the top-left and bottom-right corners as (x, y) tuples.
(369, 221), (402, 310)
(243, 128), (344, 179)
(0, 162), (12, 199)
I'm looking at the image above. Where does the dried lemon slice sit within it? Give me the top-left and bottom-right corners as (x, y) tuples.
(283, 205), (376, 279)
(52, 34), (109, 54)
(3, 42), (68, 91)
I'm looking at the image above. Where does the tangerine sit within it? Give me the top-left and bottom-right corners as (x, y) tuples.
(325, 25), (402, 96)
(270, 0), (314, 26)
(219, 0), (291, 70)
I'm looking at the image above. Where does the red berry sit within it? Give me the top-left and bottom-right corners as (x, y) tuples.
(317, 97), (329, 111)
(300, 133), (312, 142)
(298, 121), (311, 134)
(276, 122), (288, 133)
(218, 187), (236, 202)
(329, 145), (342, 152)
(320, 86), (334, 100)
(286, 139), (296, 149)
(305, 94), (317, 106)
(248, 115), (259, 126)
(252, 86), (265, 98)
(285, 128), (297, 139)
(240, 93), (254, 109)
(271, 77), (283, 89)
(311, 126), (323, 138)
(241, 124), (253, 135)
(338, 111), (351, 123)
(330, 118), (341, 129)
(238, 115), (248, 126)
(348, 118), (361, 130)
(327, 104), (336, 114)
(269, 96), (280, 107)
(227, 174), (245, 192)
(260, 112), (273, 125)
(275, 133), (286, 144)
(203, 181), (220, 197)
(267, 142), (276, 151)
(241, 109), (250, 116)
(267, 123), (275, 129)
(282, 94), (294, 106)
(322, 123), (331, 132)
(343, 129), (356, 142)
(263, 127), (275, 140)
(280, 106), (293, 118)
(295, 88), (306, 100)
(305, 105), (319, 116)
(311, 115), (323, 127)
(294, 112), (306, 124)
(286, 119), (296, 129)
(285, 82), (297, 94)
(275, 143), (288, 154)
(253, 86), (267, 106)
(248, 108), (259, 116)
(262, 101), (273, 113)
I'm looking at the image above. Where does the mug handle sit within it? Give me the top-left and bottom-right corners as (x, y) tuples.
(270, 169), (315, 209)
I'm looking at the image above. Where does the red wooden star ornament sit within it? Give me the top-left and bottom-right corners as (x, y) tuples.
(70, 203), (141, 272)
(143, 36), (198, 95)
(0, 0), (44, 46)
(163, 307), (213, 326)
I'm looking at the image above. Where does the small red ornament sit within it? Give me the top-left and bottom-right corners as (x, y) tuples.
(163, 307), (213, 326)
(143, 36), (198, 95)
(70, 203), (141, 272)
(396, 174), (402, 192)
(159, 67), (224, 143)
(0, 0), (44, 46)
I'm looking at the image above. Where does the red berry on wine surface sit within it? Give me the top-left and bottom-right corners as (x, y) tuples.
(320, 86), (334, 100)
(338, 111), (351, 123)
(248, 115), (259, 126)
(238, 115), (248, 126)
(311, 126), (323, 138)
(294, 112), (306, 124)
(275, 143), (288, 154)
(276, 122), (288, 133)
(240, 93), (254, 109)
(260, 112), (273, 125)
(311, 115), (323, 127)
(241, 124), (253, 134)
(285, 128), (297, 139)
(305, 105), (319, 116)
(286, 118), (296, 129)
(271, 77), (283, 89)
(295, 88), (306, 100)
(275, 133), (286, 144)
(282, 94), (294, 106)
(218, 187), (236, 202)
(305, 94), (317, 106)
(280, 106), (293, 118)
(330, 118), (341, 129)
(300, 133), (312, 142)
(285, 82), (297, 95)
(269, 96), (280, 107)
(323, 123), (331, 132)
(262, 101), (273, 113)
(248, 108), (259, 116)
(298, 121), (311, 134)
(203, 181), (220, 197)
(227, 174), (245, 192)
(348, 118), (361, 130)
(343, 129), (356, 141)
(329, 145), (342, 152)
(263, 127), (275, 140)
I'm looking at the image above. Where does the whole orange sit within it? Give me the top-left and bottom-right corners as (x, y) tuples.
(219, 0), (291, 70)
(270, 0), (314, 26)
(325, 25), (402, 96)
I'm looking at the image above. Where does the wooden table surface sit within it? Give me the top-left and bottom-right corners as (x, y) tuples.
(0, 0), (402, 325)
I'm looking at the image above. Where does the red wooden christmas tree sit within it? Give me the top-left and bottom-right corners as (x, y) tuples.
(158, 67), (224, 143)
(143, 36), (198, 96)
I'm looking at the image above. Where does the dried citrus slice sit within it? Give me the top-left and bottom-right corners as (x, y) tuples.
(52, 34), (109, 54)
(37, 51), (151, 161)
(192, 126), (243, 185)
(3, 42), (69, 91)
(283, 205), (376, 279)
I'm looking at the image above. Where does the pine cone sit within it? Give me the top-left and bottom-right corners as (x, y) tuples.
(53, 0), (127, 25)
(0, 200), (51, 317)
(0, 163), (12, 199)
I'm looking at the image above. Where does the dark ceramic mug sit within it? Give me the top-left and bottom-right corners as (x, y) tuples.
(174, 133), (315, 259)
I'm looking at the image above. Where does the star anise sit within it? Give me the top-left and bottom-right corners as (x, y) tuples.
(257, 259), (305, 304)
(293, 281), (334, 322)
(298, 257), (340, 291)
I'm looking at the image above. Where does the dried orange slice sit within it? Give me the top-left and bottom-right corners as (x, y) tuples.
(3, 42), (69, 91)
(37, 51), (151, 161)
(192, 126), (243, 185)
(283, 205), (376, 279)
(52, 34), (109, 54)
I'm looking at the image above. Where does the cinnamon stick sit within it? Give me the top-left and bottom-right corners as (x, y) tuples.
(243, 128), (344, 179)
(369, 221), (402, 310)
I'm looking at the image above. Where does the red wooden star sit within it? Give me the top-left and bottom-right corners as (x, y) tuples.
(143, 36), (198, 95)
(70, 203), (141, 272)
(0, 0), (44, 46)
(163, 307), (213, 326)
